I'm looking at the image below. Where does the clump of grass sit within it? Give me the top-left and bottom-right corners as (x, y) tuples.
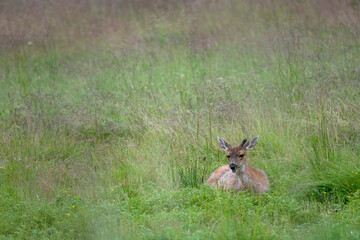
(305, 102), (360, 201)
(172, 140), (220, 188)
(0, 187), (93, 239)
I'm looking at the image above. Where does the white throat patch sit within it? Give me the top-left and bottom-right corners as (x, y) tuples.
(237, 165), (246, 173)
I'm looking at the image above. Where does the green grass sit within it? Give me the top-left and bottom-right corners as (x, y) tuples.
(1, 0), (360, 239)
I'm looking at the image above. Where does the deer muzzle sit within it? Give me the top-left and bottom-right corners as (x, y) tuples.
(229, 163), (237, 173)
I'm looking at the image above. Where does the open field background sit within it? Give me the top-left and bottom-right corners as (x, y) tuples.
(0, 0), (360, 239)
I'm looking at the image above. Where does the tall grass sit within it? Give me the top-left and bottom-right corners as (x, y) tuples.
(1, 0), (360, 239)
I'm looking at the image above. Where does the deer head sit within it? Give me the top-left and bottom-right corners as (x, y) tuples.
(217, 136), (259, 173)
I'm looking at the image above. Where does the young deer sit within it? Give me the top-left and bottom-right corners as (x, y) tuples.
(207, 136), (269, 194)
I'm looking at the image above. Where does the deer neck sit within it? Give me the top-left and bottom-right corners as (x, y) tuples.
(234, 161), (251, 189)
(235, 161), (250, 176)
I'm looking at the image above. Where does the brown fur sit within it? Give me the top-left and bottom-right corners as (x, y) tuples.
(207, 137), (269, 194)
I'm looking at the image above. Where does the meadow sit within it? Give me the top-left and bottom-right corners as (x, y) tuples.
(0, 0), (360, 239)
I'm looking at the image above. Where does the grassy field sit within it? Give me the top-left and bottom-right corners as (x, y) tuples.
(1, 0), (360, 239)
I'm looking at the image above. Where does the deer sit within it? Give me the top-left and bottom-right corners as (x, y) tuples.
(207, 136), (269, 194)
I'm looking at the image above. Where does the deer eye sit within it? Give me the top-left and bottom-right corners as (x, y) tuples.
(239, 154), (244, 158)
(226, 155), (230, 158)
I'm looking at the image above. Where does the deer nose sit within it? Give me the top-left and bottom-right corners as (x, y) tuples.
(229, 163), (236, 170)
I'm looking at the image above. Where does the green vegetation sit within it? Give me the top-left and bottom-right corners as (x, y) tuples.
(0, 0), (359, 239)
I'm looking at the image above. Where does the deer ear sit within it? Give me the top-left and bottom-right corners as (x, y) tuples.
(218, 137), (231, 151)
(239, 138), (247, 147)
(246, 136), (258, 150)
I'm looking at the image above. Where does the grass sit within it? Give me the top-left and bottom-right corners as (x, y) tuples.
(0, 0), (360, 239)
